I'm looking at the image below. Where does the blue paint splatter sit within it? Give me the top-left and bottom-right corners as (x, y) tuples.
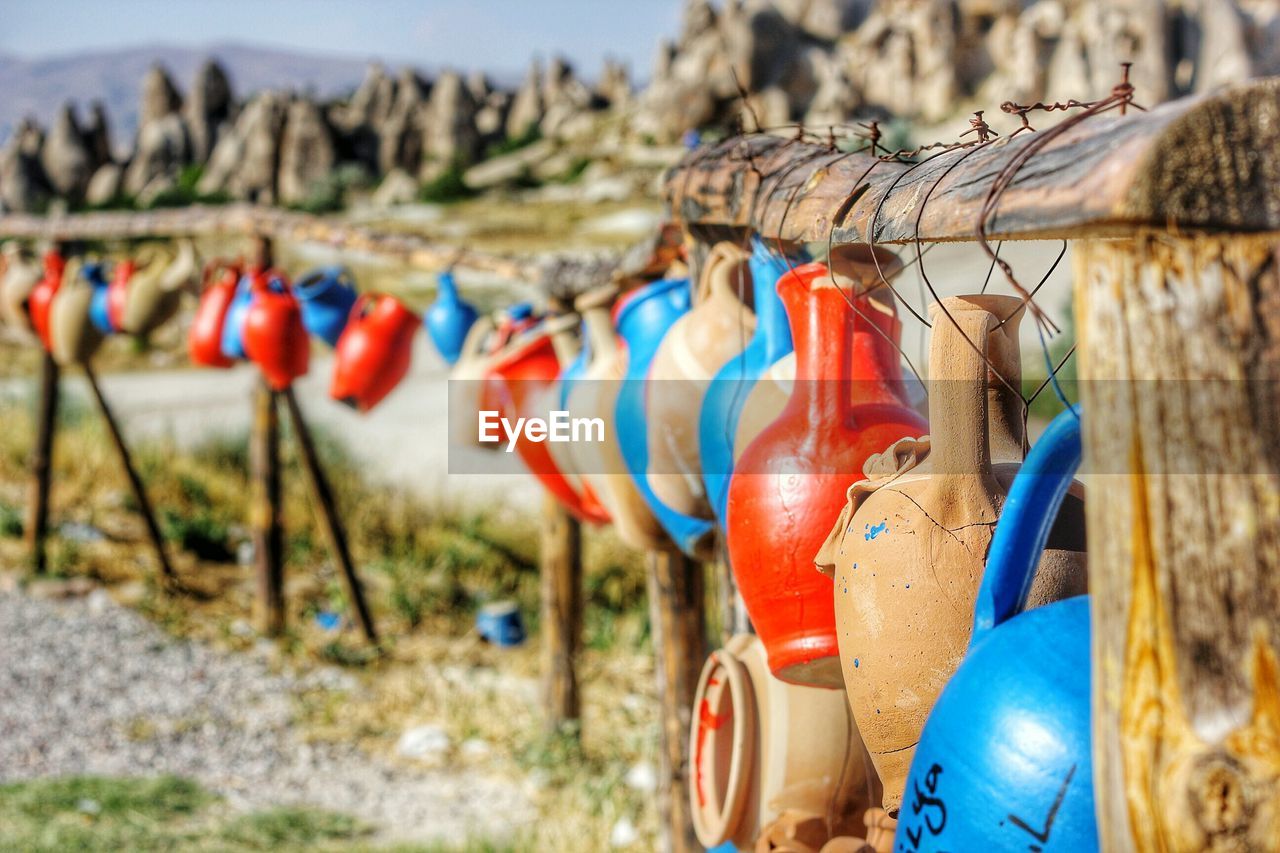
(864, 521), (888, 541)
(853, 658), (860, 668)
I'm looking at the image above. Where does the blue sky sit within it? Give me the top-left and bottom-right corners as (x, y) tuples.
(0, 0), (685, 77)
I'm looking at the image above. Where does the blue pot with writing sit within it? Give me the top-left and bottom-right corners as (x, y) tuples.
(698, 236), (804, 525)
(614, 277), (714, 558)
(220, 274), (257, 360)
(896, 405), (1095, 853)
(84, 262), (115, 335)
(294, 265), (358, 347)
(425, 270), (480, 365)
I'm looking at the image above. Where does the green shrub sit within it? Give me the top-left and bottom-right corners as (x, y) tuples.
(419, 158), (477, 203)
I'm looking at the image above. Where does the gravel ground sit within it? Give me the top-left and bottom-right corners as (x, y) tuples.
(0, 585), (534, 844)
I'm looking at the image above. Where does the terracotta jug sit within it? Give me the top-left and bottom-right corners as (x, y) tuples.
(242, 274), (310, 391)
(562, 285), (668, 550)
(613, 277), (716, 557)
(123, 241), (192, 336)
(688, 634), (879, 851)
(727, 248), (927, 688)
(189, 261), (241, 369)
(330, 293), (421, 411)
(49, 259), (105, 366)
(814, 294), (1088, 813)
(647, 242), (753, 519)
(1, 244), (42, 341)
(488, 318), (610, 523)
(29, 251), (66, 351)
(699, 236), (803, 525)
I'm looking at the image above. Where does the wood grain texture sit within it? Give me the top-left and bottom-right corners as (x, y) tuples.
(540, 493), (583, 734)
(666, 79), (1280, 245)
(23, 352), (58, 575)
(1076, 235), (1280, 851)
(251, 382), (285, 636)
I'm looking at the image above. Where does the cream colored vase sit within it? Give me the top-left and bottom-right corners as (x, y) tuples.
(122, 240), (196, 335)
(449, 315), (500, 450)
(49, 260), (105, 366)
(647, 242), (753, 518)
(688, 634), (879, 852)
(815, 294), (1088, 813)
(564, 284), (669, 550)
(0, 244), (42, 342)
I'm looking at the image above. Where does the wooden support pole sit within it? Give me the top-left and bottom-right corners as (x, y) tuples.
(83, 363), (177, 586)
(1076, 235), (1280, 850)
(646, 545), (706, 853)
(250, 380), (285, 636)
(281, 387), (378, 644)
(24, 352), (59, 574)
(540, 493), (582, 734)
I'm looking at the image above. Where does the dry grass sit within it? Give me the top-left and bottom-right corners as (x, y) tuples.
(0, 388), (662, 851)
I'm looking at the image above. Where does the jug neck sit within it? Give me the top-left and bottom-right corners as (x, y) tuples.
(926, 295), (1024, 477)
(437, 271), (460, 303)
(749, 242), (794, 363)
(580, 304), (617, 360)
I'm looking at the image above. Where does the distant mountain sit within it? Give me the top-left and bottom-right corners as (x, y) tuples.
(0, 42), (411, 151)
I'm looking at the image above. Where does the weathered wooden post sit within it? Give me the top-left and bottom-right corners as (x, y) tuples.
(540, 492), (583, 733)
(250, 380), (285, 635)
(24, 352), (59, 574)
(282, 387), (378, 643)
(647, 545), (705, 853)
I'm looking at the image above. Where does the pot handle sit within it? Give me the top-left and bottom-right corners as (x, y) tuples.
(688, 646), (755, 847)
(969, 404), (1082, 650)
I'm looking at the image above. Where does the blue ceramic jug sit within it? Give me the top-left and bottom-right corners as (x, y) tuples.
(614, 277), (714, 558)
(84, 262), (114, 334)
(294, 265), (358, 347)
(220, 274), (256, 360)
(896, 405), (1094, 853)
(425, 270), (480, 365)
(698, 236), (804, 525)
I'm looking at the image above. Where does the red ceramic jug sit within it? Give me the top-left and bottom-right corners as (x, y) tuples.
(107, 259), (133, 331)
(242, 274), (310, 391)
(28, 251), (66, 351)
(330, 293), (422, 412)
(189, 262), (242, 368)
(726, 246), (928, 688)
(488, 319), (610, 524)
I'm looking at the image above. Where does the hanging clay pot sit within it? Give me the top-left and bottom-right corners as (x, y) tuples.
(689, 634), (880, 852)
(49, 259), (105, 366)
(896, 404), (1095, 853)
(450, 303), (543, 450)
(814, 294), (1088, 813)
(107, 258), (135, 333)
(242, 274), (310, 391)
(0, 244), (42, 341)
(733, 350), (794, 464)
(699, 236), (805, 526)
(544, 315), (590, 501)
(727, 248), (927, 688)
(613, 277), (716, 558)
(189, 261), (241, 369)
(295, 265), (358, 347)
(122, 241), (193, 336)
(84, 262), (115, 334)
(29, 251), (67, 351)
(330, 293), (421, 412)
(220, 267), (277, 361)
(424, 269), (480, 365)
(488, 316), (609, 524)
(647, 242), (754, 519)
(562, 284), (668, 550)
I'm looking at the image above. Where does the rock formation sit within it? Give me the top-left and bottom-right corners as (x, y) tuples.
(123, 65), (192, 197)
(184, 60), (235, 163)
(278, 98), (337, 206)
(40, 104), (94, 200)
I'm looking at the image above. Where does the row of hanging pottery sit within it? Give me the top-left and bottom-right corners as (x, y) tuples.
(0, 243), (199, 366)
(190, 261), (419, 407)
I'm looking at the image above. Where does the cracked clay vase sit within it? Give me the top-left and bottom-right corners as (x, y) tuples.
(727, 247), (927, 688)
(814, 294), (1088, 814)
(647, 241), (753, 519)
(564, 284), (667, 550)
(688, 634), (880, 852)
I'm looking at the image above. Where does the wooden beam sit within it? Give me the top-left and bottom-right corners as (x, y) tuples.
(665, 78), (1280, 245)
(1077, 234), (1280, 850)
(24, 352), (59, 575)
(540, 493), (583, 734)
(251, 381), (285, 636)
